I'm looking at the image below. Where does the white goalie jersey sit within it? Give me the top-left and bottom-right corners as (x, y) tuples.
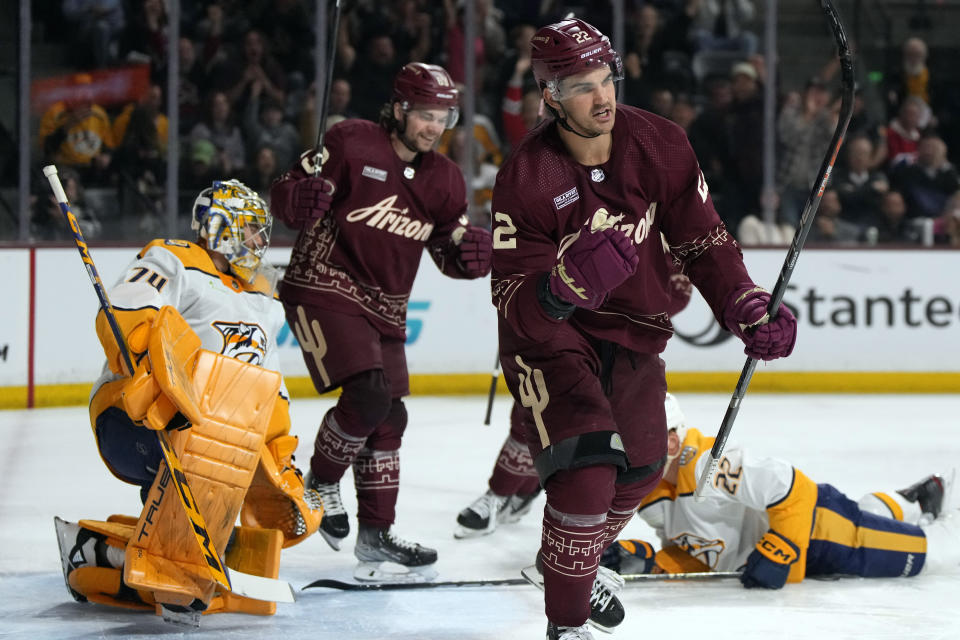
(92, 239), (288, 400)
(637, 427), (818, 575)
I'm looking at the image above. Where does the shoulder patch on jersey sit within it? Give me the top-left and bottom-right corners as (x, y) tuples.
(362, 165), (388, 182)
(553, 187), (579, 210)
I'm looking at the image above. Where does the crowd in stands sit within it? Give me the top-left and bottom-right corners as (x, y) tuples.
(23, 0), (960, 247)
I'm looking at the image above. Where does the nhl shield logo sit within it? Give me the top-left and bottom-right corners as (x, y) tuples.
(590, 168), (605, 182)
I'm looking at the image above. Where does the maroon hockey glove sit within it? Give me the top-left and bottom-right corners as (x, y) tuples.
(273, 176), (333, 228)
(549, 227), (638, 309)
(457, 226), (492, 277)
(723, 285), (797, 361)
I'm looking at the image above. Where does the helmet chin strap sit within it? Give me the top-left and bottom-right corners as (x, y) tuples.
(546, 101), (602, 139)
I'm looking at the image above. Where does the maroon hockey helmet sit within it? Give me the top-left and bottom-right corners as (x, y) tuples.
(530, 19), (623, 97)
(393, 62), (460, 129)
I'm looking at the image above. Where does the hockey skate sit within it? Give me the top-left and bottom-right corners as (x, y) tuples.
(547, 622), (595, 640)
(454, 490), (508, 538)
(54, 517), (96, 602)
(899, 469), (957, 521)
(305, 472), (349, 550)
(522, 556), (625, 633)
(499, 489), (541, 525)
(353, 523), (439, 583)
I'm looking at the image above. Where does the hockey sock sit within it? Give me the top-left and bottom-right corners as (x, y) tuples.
(541, 465), (617, 627)
(310, 409), (367, 482)
(489, 435), (540, 496)
(602, 473), (663, 549)
(353, 448), (400, 528)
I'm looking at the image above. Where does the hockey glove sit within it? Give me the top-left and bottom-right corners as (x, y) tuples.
(601, 539), (656, 574)
(456, 226), (493, 277)
(740, 530), (800, 589)
(272, 176), (333, 228)
(722, 285), (797, 361)
(548, 227), (638, 309)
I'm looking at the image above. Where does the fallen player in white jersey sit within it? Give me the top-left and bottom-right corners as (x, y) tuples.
(602, 394), (959, 587)
(54, 180), (323, 623)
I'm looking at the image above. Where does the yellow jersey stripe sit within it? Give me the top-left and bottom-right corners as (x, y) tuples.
(812, 507), (926, 553)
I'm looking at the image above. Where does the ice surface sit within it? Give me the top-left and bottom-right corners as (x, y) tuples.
(2, 394), (958, 639)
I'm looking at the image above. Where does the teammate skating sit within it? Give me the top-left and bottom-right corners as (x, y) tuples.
(603, 394), (960, 586)
(490, 18), (797, 634)
(54, 180), (321, 620)
(271, 62), (493, 582)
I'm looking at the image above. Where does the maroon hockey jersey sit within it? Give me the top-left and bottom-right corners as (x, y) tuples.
(276, 119), (473, 339)
(491, 104), (752, 354)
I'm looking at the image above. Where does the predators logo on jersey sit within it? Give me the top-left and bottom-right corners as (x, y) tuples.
(671, 532), (725, 569)
(213, 321), (268, 364)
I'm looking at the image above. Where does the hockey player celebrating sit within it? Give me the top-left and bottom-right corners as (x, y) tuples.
(270, 62), (493, 582)
(456, 264), (693, 540)
(54, 179), (322, 619)
(490, 18), (797, 640)
(603, 393), (960, 587)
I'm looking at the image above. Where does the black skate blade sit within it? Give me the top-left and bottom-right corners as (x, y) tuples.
(159, 605), (201, 627)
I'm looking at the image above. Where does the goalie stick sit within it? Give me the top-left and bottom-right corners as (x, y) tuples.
(43, 164), (231, 591)
(695, 0), (856, 498)
(302, 571), (740, 591)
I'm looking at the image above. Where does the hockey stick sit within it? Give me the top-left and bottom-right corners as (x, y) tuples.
(312, 0), (343, 177)
(695, 0), (855, 499)
(483, 350), (500, 425)
(43, 164), (231, 591)
(302, 571), (740, 591)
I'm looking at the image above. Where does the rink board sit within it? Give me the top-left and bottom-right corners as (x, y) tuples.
(0, 246), (958, 406)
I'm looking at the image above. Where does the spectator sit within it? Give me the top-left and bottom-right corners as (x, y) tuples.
(934, 191), (960, 246)
(243, 85), (300, 171)
(118, 0), (168, 77)
(391, 0), (433, 64)
(736, 192), (793, 246)
(189, 90), (246, 174)
(621, 3), (696, 106)
(493, 23), (537, 136)
(669, 94), (697, 132)
(688, 74), (733, 220)
(248, 0), (316, 87)
(873, 190), (921, 244)
(846, 88), (888, 170)
(215, 29), (287, 114)
(61, 0), (125, 69)
(689, 0), (758, 55)
(890, 134), (960, 220)
(37, 74), (115, 185)
(725, 61), (764, 231)
(329, 78), (356, 119)
(444, 126), (499, 227)
(176, 36), (209, 135)
(240, 144), (281, 197)
(884, 37), (934, 125)
(180, 138), (222, 190)
(886, 96), (926, 168)
(443, 0), (507, 115)
(112, 83), (168, 223)
(30, 167), (102, 241)
(809, 189), (860, 245)
(437, 104), (503, 168)
(777, 77), (837, 227)
(344, 33), (401, 122)
(832, 136), (888, 228)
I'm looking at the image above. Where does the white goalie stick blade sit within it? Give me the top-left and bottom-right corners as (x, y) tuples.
(226, 567), (296, 603)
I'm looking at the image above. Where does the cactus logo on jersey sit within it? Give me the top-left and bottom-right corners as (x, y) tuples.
(213, 321), (268, 364)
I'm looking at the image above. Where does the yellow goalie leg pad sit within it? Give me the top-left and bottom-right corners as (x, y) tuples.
(242, 434), (323, 548)
(124, 346), (281, 610)
(654, 545), (713, 574)
(70, 519), (282, 616)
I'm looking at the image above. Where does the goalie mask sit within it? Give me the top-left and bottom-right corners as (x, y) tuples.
(192, 179), (273, 282)
(393, 62), (460, 130)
